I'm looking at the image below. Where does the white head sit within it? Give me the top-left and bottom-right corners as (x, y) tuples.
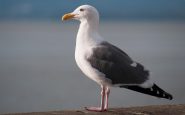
(62, 5), (99, 23)
(62, 5), (102, 42)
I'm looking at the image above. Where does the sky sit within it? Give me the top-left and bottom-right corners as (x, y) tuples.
(0, 0), (185, 21)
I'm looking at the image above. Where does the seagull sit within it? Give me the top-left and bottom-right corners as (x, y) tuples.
(62, 5), (173, 112)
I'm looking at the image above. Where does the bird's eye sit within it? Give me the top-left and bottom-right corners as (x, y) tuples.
(80, 8), (84, 12)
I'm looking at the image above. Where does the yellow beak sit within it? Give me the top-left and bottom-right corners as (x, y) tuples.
(62, 13), (75, 21)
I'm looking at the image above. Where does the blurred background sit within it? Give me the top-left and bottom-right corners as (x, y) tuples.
(0, 0), (185, 114)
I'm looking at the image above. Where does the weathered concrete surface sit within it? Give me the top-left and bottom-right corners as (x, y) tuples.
(4, 104), (185, 115)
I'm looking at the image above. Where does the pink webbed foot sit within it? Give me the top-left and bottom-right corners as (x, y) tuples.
(85, 86), (110, 112)
(85, 107), (106, 112)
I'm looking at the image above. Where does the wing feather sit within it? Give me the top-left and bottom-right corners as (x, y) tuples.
(87, 42), (149, 85)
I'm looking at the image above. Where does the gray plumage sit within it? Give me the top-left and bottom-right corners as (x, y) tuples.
(87, 41), (173, 100)
(87, 41), (149, 85)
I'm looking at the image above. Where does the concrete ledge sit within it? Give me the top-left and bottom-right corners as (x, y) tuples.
(4, 104), (185, 115)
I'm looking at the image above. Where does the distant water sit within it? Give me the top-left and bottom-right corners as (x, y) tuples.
(0, 21), (185, 114)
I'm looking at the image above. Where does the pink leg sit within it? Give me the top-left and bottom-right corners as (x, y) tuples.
(104, 87), (110, 110)
(85, 85), (106, 112)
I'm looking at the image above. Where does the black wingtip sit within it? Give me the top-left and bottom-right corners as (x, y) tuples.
(153, 84), (173, 100)
(163, 92), (173, 100)
(121, 84), (173, 100)
(163, 94), (173, 100)
(169, 95), (173, 100)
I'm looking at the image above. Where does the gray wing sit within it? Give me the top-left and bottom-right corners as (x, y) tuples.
(87, 41), (149, 85)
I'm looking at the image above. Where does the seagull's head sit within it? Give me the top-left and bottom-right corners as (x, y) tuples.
(62, 5), (99, 23)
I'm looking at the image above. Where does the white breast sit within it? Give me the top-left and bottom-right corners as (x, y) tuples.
(74, 21), (112, 86)
(75, 44), (108, 85)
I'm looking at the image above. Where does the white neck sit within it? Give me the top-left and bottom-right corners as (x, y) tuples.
(76, 19), (103, 49)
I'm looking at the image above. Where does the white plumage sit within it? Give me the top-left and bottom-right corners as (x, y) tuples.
(62, 4), (173, 112)
(74, 5), (112, 86)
